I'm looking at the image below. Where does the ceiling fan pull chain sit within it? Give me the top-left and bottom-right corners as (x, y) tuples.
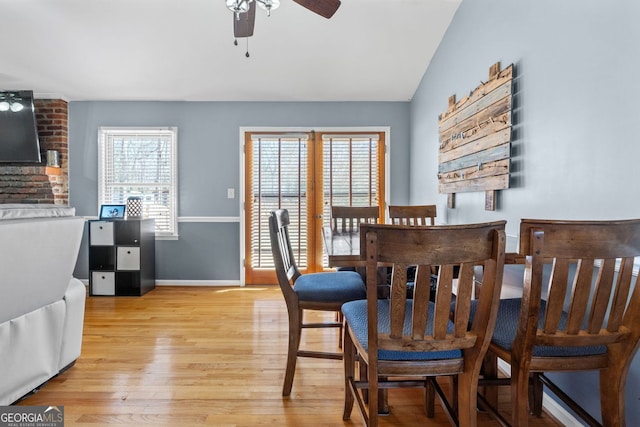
(246, 38), (250, 58)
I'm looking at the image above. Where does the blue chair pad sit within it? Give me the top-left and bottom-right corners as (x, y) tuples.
(342, 299), (462, 361)
(294, 271), (366, 303)
(482, 298), (607, 357)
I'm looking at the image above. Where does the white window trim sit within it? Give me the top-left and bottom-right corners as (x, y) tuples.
(98, 126), (179, 239)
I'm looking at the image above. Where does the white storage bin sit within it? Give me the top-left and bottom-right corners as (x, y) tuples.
(92, 272), (115, 295)
(90, 221), (114, 246)
(116, 247), (140, 270)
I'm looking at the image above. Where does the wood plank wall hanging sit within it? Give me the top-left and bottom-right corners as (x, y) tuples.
(438, 62), (513, 211)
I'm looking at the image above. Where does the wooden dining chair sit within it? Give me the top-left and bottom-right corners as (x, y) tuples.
(388, 204), (437, 226)
(330, 205), (380, 288)
(342, 221), (506, 427)
(388, 204), (440, 297)
(331, 205), (380, 233)
(268, 209), (366, 397)
(477, 218), (640, 427)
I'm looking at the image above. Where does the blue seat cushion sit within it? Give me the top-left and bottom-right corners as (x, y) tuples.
(294, 271), (366, 303)
(342, 299), (462, 361)
(479, 298), (607, 357)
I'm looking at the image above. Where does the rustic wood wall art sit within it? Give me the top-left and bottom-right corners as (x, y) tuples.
(438, 62), (513, 211)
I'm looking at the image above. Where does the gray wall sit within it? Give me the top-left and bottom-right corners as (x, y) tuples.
(409, 0), (640, 423)
(69, 101), (410, 280)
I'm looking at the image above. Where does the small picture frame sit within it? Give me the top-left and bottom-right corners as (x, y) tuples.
(99, 204), (126, 220)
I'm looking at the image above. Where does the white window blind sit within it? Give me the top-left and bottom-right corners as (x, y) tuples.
(98, 127), (178, 237)
(247, 132), (382, 272)
(250, 134), (309, 269)
(322, 134), (381, 228)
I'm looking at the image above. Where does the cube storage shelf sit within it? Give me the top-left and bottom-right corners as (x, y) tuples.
(89, 219), (155, 296)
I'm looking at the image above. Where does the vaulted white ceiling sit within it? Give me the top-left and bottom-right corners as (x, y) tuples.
(0, 0), (461, 102)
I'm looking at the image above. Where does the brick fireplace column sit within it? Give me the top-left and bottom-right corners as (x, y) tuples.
(0, 98), (69, 205)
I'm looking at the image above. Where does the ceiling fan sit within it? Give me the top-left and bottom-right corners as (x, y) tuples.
(227, 0), (341, 56)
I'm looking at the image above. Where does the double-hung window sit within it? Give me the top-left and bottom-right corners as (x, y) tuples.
(98, 127), (178, 238)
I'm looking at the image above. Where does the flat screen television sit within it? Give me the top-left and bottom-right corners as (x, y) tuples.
(0, 90), (41, 163)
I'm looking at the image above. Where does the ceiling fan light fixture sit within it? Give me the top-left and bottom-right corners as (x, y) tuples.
(0, 101), (9, 112)
(256, 0), (280, 16)
(229, 0), (339, 57)
(226, 0), (251, 15)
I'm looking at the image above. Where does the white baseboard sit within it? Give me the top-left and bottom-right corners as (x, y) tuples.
(78, 279), (243, 287)
(78, 279), (244, 287)
(156, 280), (242, 287)
(542, 393), (587, 426)
(497, 359), (585, 426)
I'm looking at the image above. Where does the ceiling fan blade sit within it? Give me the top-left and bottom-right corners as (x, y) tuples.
(233, 1), (256, 38)
(292, 0), (341, 19)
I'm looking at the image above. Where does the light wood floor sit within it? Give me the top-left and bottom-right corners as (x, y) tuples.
(19, 286), (562, 426)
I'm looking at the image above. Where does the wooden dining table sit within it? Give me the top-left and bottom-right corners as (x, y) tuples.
(321, 226), (364, 268)
(322, 225), (393, 301)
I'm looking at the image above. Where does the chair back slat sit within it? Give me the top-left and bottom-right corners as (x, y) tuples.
(622, 273), (640, 330)
(331, 206), (379, 232)
(389, 263), (408, 339)
(608, 257), (635, 331)
(280, 227), (298, 282)
(471, 257), (500, 337)
(566, 260), (595, 334)
(269, 210), (302, 299)
(588, 258), (616, 333)
(518, 218), (640, 350)
(433, 264), (455, 340)
(411, 266), (431, 340)
(542, 258), (569, 334)
(362, 221), (506, 355)
(388, 204), (437, 226)
(453, 263), (475, 339)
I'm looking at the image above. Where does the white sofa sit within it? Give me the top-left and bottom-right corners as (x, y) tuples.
(0, 204), (85, 405)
